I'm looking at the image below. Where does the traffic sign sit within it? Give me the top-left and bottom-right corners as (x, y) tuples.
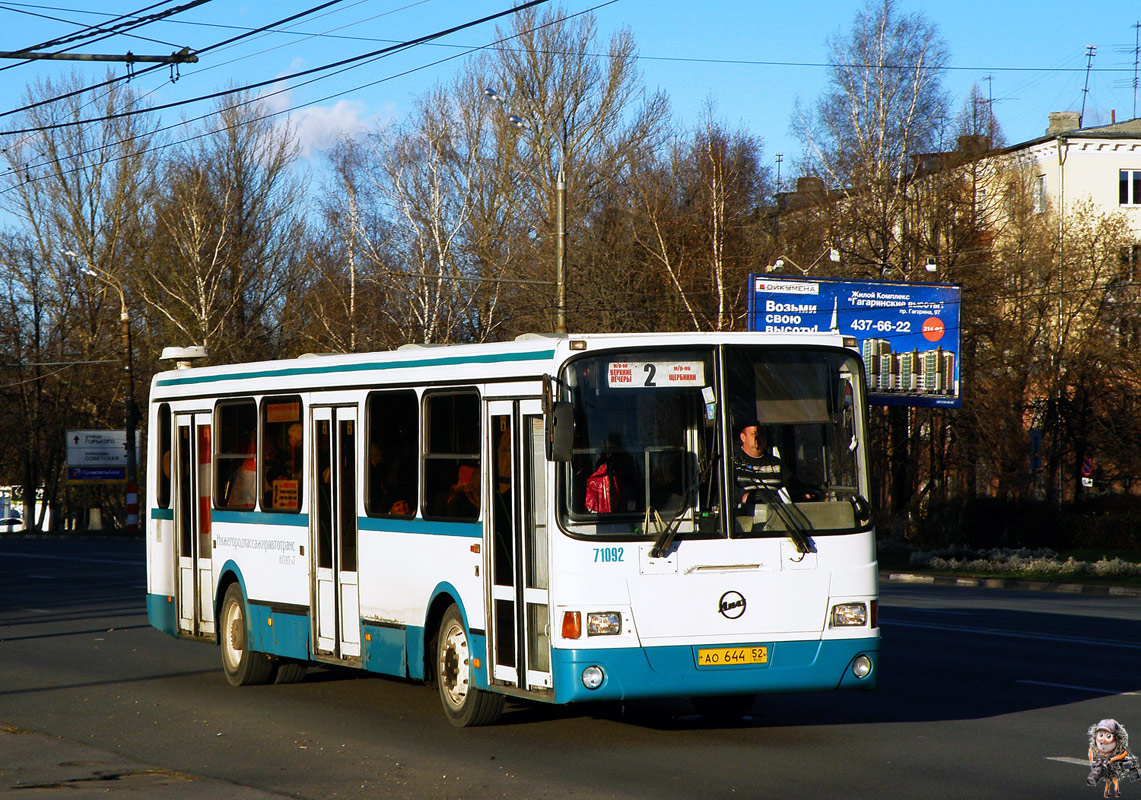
(66, 430), (140, 483)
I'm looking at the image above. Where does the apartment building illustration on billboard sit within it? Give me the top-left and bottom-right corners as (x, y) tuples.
(862, 338), (957, 397)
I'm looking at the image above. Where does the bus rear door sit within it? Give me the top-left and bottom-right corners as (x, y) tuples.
(311, 406), (361, 662)
(486, 399), (551, 695)
(174, 411), (214, 638)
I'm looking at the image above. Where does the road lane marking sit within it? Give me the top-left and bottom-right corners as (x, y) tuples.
(882, 620), (1141, 650)
(1022, 680), (1136, 693)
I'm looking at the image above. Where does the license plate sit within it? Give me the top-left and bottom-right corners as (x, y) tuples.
(696, 645), (768, 666)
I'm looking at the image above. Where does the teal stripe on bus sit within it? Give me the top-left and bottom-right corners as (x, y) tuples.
(359, 516), (480, 538)
(201, 512), (477, 537)
(212, 510), (310, 526)
(154, 348), (557, 387)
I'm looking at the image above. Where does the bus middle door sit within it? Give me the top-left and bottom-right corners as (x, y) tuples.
(486, 399), (552, 695)
(311, 406), (361, 662)
(174, 411), (214, 638)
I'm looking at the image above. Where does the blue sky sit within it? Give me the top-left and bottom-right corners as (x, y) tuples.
(2, 0), (1140, 183)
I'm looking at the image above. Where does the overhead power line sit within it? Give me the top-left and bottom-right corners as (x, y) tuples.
(0, 0), (351, 120)
(0, 0), (551, 136)
(6, 0), (207, 54)
(0, 0), (613, 201)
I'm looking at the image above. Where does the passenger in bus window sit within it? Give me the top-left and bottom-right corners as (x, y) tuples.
(443, 462), (479, 519)
(265, 423), (302, 510)
(368, 443), (412, 516)
(226, 432), (258, 508)
(734, 420), (782, 505)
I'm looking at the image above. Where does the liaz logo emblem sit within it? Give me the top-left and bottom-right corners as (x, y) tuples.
(718, 590), (746, 619)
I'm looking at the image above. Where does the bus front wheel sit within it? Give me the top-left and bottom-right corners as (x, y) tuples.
(435, 604), (503, 727)
(220, 583), (274, 686)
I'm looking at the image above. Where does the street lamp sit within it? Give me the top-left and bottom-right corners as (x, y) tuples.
(767, 248), (840, 275)
(485, 87), (567, 334)
(71, 251), (138, 533)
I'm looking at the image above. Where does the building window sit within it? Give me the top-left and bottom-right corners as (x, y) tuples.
(1120, 170), (1141, 205)
(1033, 174), (1047, 214)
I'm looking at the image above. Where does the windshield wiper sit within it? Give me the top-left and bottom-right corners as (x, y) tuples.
(649, 479), (699, 558)
(747, 486), (814, 554)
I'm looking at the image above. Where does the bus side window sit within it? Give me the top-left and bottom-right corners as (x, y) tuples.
(262, 397), (303, 512)
(157, 403), (172, 509)
(216, 400), (257, 510)
(423, 391), (480, 521)
(365, 390), (417, 517)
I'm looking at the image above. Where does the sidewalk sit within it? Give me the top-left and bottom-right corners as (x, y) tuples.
(0, 725), (293, 799)
(883, 571), (1141, 597)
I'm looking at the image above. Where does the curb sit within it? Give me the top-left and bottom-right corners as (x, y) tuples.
(883, 572), (1141, 597)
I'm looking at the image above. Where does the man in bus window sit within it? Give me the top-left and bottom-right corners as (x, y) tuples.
(734, 419), (782, 505)
(368, 442), (412, 516)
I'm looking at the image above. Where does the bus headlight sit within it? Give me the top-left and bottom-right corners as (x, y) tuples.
(581, 665), (605, 689)
(587, 612), (621, 636)
(852, 654), (873, 679)
(830, 602), (867, 627)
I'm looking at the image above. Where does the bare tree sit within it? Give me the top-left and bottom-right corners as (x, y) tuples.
(0, 74), (159, 526)
(793, 0), (950, 275)
(470, 4), (669, 335)
(632, 108), (771, 331)
(140, 92), (306, 362)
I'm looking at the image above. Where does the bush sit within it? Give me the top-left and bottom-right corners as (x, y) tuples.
(897, 496), (1141, 551)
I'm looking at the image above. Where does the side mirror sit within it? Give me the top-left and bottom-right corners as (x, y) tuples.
(547, 401), (573, 462)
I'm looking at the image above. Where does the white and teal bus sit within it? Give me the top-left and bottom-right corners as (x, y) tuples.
(145, 331), (878, 726)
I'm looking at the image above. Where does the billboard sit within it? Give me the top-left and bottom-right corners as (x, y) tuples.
(748, 275), (962, 408)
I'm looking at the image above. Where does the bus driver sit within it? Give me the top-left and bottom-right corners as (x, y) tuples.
(734, 419), (782, 505)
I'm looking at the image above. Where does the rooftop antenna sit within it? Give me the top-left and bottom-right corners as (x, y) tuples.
(775, 153), (783, 191)
(1112, 24), (1140, 118)
(1131, 23), (1139, 118)
(1080, 44), (1097, 126)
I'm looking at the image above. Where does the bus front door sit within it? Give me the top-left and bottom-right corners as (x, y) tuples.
(486, 400), (552, 695)
(174, 412), (214, 638)
(311, 406), (361, 662)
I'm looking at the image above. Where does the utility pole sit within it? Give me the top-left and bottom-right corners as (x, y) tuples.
(0, 46), (196, 65)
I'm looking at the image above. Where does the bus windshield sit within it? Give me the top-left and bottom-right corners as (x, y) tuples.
(560, 349), (720, 537)
(559, 345), (869, 540)
(724, 345), (869, 538)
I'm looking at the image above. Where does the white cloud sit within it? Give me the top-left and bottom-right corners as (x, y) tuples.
(288, 100), (377, 158)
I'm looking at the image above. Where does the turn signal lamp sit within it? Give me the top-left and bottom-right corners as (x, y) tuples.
(562, 611), (582, 639)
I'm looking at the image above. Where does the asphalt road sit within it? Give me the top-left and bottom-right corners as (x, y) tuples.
(1, 536), (1138, 799)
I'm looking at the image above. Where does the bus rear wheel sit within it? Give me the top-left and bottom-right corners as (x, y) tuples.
(436, 604), (503, 727)
(220, 583), (274, 686)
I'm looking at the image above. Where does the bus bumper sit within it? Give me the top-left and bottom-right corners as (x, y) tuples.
(146, 593), (179, 637)
(550, 636), (879, 704)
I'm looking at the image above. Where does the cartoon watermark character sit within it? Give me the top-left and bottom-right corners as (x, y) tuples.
(1088, 719), (1141, 797)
